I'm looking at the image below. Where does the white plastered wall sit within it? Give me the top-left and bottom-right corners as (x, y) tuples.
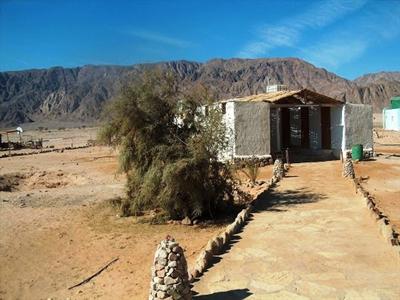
(330, 105), (344, 157)
(383, 108), (400, 131)
(219, 102), (236, 160)
(343, 103), (373, 153)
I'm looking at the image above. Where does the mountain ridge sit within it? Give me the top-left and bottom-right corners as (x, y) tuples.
(1, 58), (399, 127)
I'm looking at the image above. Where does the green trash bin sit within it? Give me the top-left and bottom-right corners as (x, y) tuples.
(351, 144), (363, 161)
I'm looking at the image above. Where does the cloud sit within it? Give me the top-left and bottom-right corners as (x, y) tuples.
(237, 0), (367, 57)
(124, 29), (192, 48)
(301, 2), (400, 69)
(302, 39), (368, 69)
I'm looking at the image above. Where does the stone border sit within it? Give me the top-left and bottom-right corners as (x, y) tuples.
(233, 156), (272, 168)
(351, 170), (400, 258)
(0, 145), (92, 159)
(189, 163), (289, 281)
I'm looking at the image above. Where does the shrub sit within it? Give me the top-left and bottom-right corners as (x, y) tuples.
(99, 70), (234, 219)
(240, 157), (259, 184)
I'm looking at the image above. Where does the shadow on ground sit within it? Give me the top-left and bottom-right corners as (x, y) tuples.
(288, 150), (338, 163)
(193, 288), (252, 299)
(191, 184), (327, 293)
(191, 233), (244, 283)
(253, 186), (327, 213)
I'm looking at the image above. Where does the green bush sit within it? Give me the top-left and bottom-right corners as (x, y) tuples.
(99, 70), (234, 219)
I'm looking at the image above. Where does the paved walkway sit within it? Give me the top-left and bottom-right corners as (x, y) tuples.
(193, 161), (400, 300)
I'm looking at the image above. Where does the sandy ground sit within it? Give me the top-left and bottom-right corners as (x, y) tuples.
(1, 127), (98, 156)
(193, 161), (400, 299)
(374, 128), (400, 154)
(1, 127), (399, 299)
(0, 146), (228, 299)
(354, 157), (400, 232)
(358, 128), (400, 232)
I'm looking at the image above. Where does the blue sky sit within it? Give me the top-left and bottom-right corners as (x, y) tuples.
(0, 0), (399, 79)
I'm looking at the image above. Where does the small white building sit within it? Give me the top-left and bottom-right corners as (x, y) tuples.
(216, 88), (373, 161)
(383, 108), (400, 131)
(382, 96), (400, 131)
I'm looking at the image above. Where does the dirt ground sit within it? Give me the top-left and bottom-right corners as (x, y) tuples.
(234, 164), (274, 198)
(1, 126), (399, 299)
(354, 157), (400, 232)
(374, 128), (400, 154)
(355, 128), (400, 232)
(0, 129), (274, 300)
(0, 146), (231, 299)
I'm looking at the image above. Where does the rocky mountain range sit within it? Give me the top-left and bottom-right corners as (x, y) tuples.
(1, 58), (399, 127)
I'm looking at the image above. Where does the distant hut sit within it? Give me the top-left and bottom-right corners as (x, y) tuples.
(383, 96), (400, 131)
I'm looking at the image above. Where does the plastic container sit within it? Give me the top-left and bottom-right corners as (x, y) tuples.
(351, 144), (363, 161)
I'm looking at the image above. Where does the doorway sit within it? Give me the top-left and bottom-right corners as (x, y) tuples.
(280, 107), (310, 149)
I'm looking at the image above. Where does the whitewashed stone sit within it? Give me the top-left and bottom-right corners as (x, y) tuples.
(168, 261), (177, 268)
(342, 158), (355, 178)
(273, 159), (284, 180)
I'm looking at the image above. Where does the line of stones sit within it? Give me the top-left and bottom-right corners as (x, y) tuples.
(0, 145), (91, 159)
(233, 157), (273, 168)
(343, 159), (400, 258)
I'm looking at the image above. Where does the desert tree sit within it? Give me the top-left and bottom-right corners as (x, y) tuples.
(99, 70), (234, 219)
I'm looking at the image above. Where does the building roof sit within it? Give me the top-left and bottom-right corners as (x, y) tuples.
(390, 96), (400, 109)
(220, 89), (344, 105)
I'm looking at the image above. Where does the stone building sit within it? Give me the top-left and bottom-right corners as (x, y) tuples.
(214, 86), (373, 161)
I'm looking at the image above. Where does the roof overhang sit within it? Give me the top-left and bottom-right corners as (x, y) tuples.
(220, 89), (344, 106)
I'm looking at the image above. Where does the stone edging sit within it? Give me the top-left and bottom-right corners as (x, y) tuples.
(351, 175), (400, 258)
(189, 163), (289, 281)
(0, 145), (91, 159)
